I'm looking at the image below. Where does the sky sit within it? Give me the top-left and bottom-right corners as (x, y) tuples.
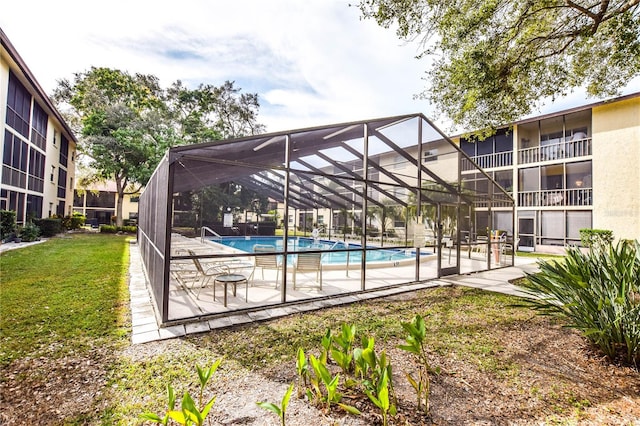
(2, 0), (639, 135)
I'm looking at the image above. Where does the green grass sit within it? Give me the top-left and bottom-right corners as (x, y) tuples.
(1, 235), (627, 425)
(195, 287), (530, 376)
(0, 233), (131, 366)
(516, 251), (565, 259)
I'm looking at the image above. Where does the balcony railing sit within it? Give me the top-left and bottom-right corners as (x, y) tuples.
(518, 188), (592, 207)
(462, 151), (513, 171)
(518, 137), (592, 164)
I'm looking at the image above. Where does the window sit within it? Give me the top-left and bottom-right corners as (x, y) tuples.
(60, 135), (69, 167)
(394, 154), (404, 169)
(31, 102), (48, 151)
(26, 194), (43, 220)
(6, 71), (31, 138)
(5, 190), (25, 223)
(317, 215), (324, 224)
(57, 168), (67, 199)
(567, 211), (591, 241)
(518, 167), (539, 191)
(423, 149), (438, 162)
(541, 164), (564, 190)
(494, 170), (513, 192)
(56, 201), (65, 217)
(28, 148), (45, 193)
(50, 165), (55, 182)
(393, 219), (405, 228)
(566, 161), (592, 188)
(86, 191), (115, 208)
(2, 130), (28, 189)
(540, 211), (564, 245)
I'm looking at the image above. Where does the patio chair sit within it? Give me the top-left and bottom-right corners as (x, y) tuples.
(502, 238), (520, 256)
(253, 244), (282, 287)
(293, 251), (323, 290)
(172, 250), (232, 298)
(470, 235), (488, 257)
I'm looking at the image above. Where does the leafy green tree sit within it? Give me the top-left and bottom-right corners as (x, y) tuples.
(164, 80), (265, 142)
(54, 68), (265, 226)
(54, 67), (169, 226)
(358, 0), (640, 133)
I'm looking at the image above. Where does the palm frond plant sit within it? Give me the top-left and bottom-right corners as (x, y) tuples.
(517, 240), (640, 367)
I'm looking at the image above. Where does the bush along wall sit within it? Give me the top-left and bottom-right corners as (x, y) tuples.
(1, 210), (17, 240)
(100, 225), (137, 234)
(34, 218), (63, 238)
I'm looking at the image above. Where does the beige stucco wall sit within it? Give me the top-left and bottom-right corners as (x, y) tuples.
(592, 97), (640, 241)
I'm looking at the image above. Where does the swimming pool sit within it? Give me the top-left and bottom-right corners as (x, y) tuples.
(212, 236), (432, 268)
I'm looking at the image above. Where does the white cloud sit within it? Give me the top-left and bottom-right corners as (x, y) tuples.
(2, 0), (638, 135)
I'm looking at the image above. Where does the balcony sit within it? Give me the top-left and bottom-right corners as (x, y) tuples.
(518, 137), (591, 164)
(462, 151), (513, 171)
(518, 188), (592, 207)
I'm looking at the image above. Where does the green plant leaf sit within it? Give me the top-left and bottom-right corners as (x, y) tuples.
(167, 383), (176, 411)
(337, 402), (362, 415)
(282, 382), (294, 410)
(256, 402), (282, 416)
(139, 412), (165, 423)
(181, 393), (202, 425)
(200, 396), (217, 422)
(167, 410), (187, 425)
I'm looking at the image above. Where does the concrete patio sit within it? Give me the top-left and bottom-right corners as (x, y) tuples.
(129, 237), (538, 344)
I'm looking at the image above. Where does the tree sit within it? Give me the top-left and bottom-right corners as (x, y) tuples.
(357, 0), (640, 133)
(164, 80), (265, 142)
(54, 67), (169, 226)
(54, 68), (266, 226)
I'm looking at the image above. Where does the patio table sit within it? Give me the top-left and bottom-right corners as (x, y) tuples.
(214, 274), (248, 307)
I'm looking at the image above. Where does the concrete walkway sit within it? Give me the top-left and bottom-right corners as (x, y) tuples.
(128, 241), (540, 344)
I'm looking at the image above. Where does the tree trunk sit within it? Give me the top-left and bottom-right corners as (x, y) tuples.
(115, 178), (124, 227)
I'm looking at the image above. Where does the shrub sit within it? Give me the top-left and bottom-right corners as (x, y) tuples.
(579, 228), (614, 250)
(518, 240), (640, 366)
(99, 225), (137, 234)
(61, 213), (85, 230)
(34, 218), (63, 237)
(1, 210), (17, 240)
(18, 222), (40, 242)
(100, 225), (117, 234)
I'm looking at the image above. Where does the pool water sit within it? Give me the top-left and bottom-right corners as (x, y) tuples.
(214, 236), (421, 265)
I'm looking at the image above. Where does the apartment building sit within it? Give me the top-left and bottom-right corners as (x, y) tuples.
(72, 182), (140, 225)
(458, 92), (639, 252)
(1, 29), (77, 223)
(281, 93), (638, 253)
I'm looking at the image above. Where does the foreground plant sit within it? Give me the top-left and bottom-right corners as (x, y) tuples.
(257, 383), (294, 426)
(399, 314), (440, 412)
(518, 240), (640, 366)
(141, 360), (222, 426)
(364, 365), (394, 426)
(331, 323), (356, 374)
(307, 354), (361, 415)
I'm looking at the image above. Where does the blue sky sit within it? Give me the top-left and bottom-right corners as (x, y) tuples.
(2, 0), (639, 134)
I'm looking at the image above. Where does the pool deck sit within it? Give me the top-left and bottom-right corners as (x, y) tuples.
(130, 236), (538, 344)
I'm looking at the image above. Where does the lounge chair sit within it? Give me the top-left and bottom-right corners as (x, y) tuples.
(293, 251), (323, 290)
(253, 244), (282, 287)
(173, 250), (249, 304)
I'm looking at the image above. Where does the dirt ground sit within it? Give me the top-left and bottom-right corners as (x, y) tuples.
(1, 313), (639, 425)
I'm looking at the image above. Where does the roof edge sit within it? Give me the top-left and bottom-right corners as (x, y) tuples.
(0, 27), (78, 144)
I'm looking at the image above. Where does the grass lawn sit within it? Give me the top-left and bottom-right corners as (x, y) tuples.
(0, 233), (131, 367)
(1, 234), (638, 425)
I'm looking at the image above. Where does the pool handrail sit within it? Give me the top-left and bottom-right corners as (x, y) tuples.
(201, 226), (222, 243)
